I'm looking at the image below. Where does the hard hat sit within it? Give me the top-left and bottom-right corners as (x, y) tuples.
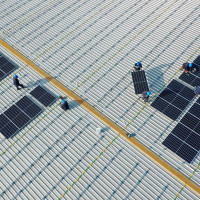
(137, 62), (140, 66)
(147, 91), (151, 96)
(189, 63), (192, 67)
(14, 75), (18, 78)
(62, 100), (66, 103)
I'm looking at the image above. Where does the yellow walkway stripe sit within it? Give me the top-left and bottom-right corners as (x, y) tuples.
(1, 40), (200, 197)
(0, 0), (57, 37)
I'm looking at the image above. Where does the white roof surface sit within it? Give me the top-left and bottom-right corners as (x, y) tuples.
(0, 0), (200, 199)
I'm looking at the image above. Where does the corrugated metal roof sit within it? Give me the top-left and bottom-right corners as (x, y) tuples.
(0, 0), (200, 199)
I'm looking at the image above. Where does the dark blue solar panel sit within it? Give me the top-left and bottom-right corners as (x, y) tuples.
(167, 80), (184, 93)
(193, 55), (200, 65)
(16, 96), (33, 111)
(185, 132), (200, 150)
(176, 143), (198, 163)
(1, 62), (16, 74)
(4, 105), (22, 120)
(0, 114), (9, 129)
(196, 97), (200, 105)
(188, 103), (200, 119)
(191, 77), (200, 87)
(30, 86), (47, 99)
(151, 97), (169, 112)
(0, 70), (5, 79)
(180, 113), (199, 130)
(163, 105), (182, 120)
(0, 56), (8, 67)
(194, 123), (200, 135)
(160, 89), (176, 103)
(12, 113), (30, 129)
(171, 95), (189, 110)
(24, 103), (42, 118)
(179, 73), (195, 85)
(0, 122), (18, 139)
(179, 86), (195, 101)
(39, 92), (56, 107)
(172, 123), (191, 140)
(162, 134), (182, 153)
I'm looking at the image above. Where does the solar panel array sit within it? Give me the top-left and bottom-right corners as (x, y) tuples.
(179, 55), (200, 86)
(0, 55), (16, 81)
(163, 98), (200, 163)
(0, 96), (42, 138)
(30, 86), (56, 107)
(131, 70), (149, 94)
(151, 80), (195, 120)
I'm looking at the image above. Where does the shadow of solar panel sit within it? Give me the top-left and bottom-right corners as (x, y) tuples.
(24, 103), (42, 118)
(0, 122), (18, 139)
(167, 80), (184, 93)
(39, 92), (56, 107)
(172, 123), (191, 140)
(4, 105), (22, 120)
(179, 86), (195, 101)
(194, 123), (200, 135)
(191, 77), (200, 87)
(160, 89), (176, 103)
(16, 96), (33, 111)
(151, 97), (168, 112)
(0, 114), (9, 129)
(1, 62), (16, 74)
(163, 105), (182, 120)
(30, 86), (47, 99)
(180, 113), (199, 130)
(0, 70), (5, 79)
(188, 103), (200, 119)
(176, 143), (198, 163)
(185, 132), (200, 150)
(179, 73), (195, 85)
(0, 56), (8, 66)
(171, 95), (189, 110)
(162, 134), (182, 153)
(12, 113), (30, 129)
(193, 55), (200, 65)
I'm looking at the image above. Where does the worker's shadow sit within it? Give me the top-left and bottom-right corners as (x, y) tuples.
(146, 63), (173, 89)
(26, 78), (49, 88)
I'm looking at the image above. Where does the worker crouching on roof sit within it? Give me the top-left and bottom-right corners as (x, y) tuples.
(60, 99), (69, 111)
(133, 62), (143, 72)
(181, 63), (196, 75)
(13, 75), (26, 90)
(142, 91), (151, 103)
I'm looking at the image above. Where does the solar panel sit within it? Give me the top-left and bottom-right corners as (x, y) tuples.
(180, 113), (199, 130)
(0, 96), (42, 139)
(172, 123), (191, 140)
(188, 103), (200, 118)
(151, 80), (194, 120)
(185, 132), (200, 150)
(193, 55), (200, 65)
(0, 55), (16, 81)
(131, 71), (149, 94)
(179, 73), (195, 85)
(30, 86), (57, 106)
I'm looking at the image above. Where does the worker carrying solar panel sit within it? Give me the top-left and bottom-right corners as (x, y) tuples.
(142, 91), (151, 103)
(133, 61), (143, 72)
(60, 99), (69, 111)
(181, 63), (197, 75)
(13, 75), (26, 90)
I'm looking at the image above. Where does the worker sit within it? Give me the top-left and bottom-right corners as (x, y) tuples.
(133, 62), (143, 72)
(60, 99), (69, 111)
(194, 86), (200, 95)
(13, 75), (25, 90)
(142, 91), (151, 103)
(182, 63), (196, 75)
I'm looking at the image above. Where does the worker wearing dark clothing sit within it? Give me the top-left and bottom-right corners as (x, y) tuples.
(13, 75), (25, 90)
(142, 91), (151, 103)
(182, 63), (196, 74)
(60, 100), (69, 111)
(133, 62), (143, 72)
(194, 86), (200, 95)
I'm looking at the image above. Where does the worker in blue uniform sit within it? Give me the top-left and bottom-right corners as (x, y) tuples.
(142, 91), (151, 103)
(13, 75), (26, 90)
(60, 99), (69, 111)
(133, 62), (143, 72)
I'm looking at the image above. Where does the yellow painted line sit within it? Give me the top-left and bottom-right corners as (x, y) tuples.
(0, 0), (57, 37)
(1, 40), (200, 197)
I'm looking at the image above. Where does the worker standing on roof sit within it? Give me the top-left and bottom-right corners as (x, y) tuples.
(182, 63), (196, 75)
(142, 91), (151, 103)
(13, 75), (26, 90)
(60, 99), (69, 111)
(133, 62), (143, 72)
